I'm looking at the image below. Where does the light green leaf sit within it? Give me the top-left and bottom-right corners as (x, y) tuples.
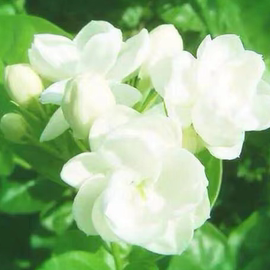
(41, 201), (73, 234)
(38, 251), (110, 270)
(167, 222), (233, 270)
(197, 150), (223, 206)
(0, 138), (14, 176)
(0, 177), (65, 214)
(124, 261), (158, 270)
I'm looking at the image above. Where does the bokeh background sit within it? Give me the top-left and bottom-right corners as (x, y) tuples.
(1, 0), (270, 269)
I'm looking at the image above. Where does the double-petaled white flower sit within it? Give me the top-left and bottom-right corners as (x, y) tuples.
(31, 21), (149, 140)
(150, 34), (270, 159)
(60, 106), (210, 255)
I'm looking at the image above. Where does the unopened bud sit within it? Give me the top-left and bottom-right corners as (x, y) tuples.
(4, 64), (43, 106)
(62, 74), (116, 139)
(0, 113), (29, 143)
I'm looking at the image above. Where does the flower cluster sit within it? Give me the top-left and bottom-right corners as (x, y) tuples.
(2, 20), (270, 255)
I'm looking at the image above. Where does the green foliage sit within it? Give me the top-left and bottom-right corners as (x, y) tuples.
(197, 150), (222, 206)
(167, 222), (233, 270)
(38, 251), (110, 270)
(0, 0), (270, 269)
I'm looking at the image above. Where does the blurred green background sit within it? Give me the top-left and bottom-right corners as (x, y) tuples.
(1, 0), (270, 269)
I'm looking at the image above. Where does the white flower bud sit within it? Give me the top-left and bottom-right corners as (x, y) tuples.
(0, 113), (28, 143)
(4, 64), (43, 106)
(62, 74), (116, 139)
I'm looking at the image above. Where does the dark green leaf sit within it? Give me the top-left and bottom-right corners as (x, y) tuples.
(0, 177), (65, 213)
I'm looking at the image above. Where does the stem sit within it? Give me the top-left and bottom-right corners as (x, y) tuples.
(111, 243), (123, 270)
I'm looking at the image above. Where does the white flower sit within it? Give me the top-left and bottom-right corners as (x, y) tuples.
(60, 107), (210, 255)
(151, 34), (269, 159)
(34, 21), (148, 141)
(139, 24), (183, 91)
(4, 64), (43, 106)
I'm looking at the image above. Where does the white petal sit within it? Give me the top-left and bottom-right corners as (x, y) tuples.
(29, 34), (78, 81)
(144, 102), (166, 116)
(100, 115), (182, 177)
(207, 136), (244, 160)
(110, 82), (142, 107)
(74, 20), (119, 50)
(151, 51), (196, 99)
(78, 30), (122, 76)
(40, 108), (69, 142)
(196, 35), (211, 59)
(40, 80), (68, 105)
(107, 28), (150, 81)
(192, 98), (244, 147)
(62, 74), (116, 139)
(192, 191), (211, 229)
(154, 148), (208, 214)
(140, 24), (183, 79)
(73, 175), (108, 235)
(92, 194), (119, 242)
(102, 169), (166, 245)
(144, 215), (194, 255)
(61, 152), (109, 188)
(89, 105), (140, 151)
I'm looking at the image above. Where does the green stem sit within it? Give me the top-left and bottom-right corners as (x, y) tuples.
(111, 243), (123, 270)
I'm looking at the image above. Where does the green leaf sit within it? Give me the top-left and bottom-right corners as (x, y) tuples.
(0, 14), (70, 65)
(167, 222), (233, 270)
(38, 251), (110, 270)
(40, 201), (73, 234)
(0, 177), (65, 214)
(128, 246), (162, 264)
(53, 230), (103, 255)
(124, 261), (158, 270)
(0, 138), (14, 176)
(228, 207), (270, 270)
(197, 150), (223, 206)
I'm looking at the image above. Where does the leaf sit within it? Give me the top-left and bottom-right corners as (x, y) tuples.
(0, 138), (14, 176)
(128, 246), (163, 264)
(0, 14), (70, 65)
(38, 251), (110, 270)
(124, 261), (158, 270)
(228, 207), (270, 270)
(40, 201), (73, 234)
(197, 150), (223, 206)
(167, 222), (233, 270)
(0, 177), (65, 214)
(53, 230), (103, 255)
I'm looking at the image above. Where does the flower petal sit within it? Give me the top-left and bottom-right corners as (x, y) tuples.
(154, 148), (208, 214)
(207, 135), (244, 160)
(40, 80), (68, 105)
(73, 175), (108, 235)
(144, 215), (194, 255)
(110, 82), (142, 107)
(74, 20), (118, 50)
(92, 194), (119, 242)
(102, 169), (165, 245)
(61, 152), (109, 188)
(78, 30), (122, 76)
(40, 108), (69, 142)
(140, 24), (183, 79)
(107, 28), (150, 81)
(192, 97), (244, 147)
(89, 105), (140, 151)
(29, 34), (78, 81)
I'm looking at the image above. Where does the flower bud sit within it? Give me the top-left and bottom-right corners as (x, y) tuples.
(4, 64), (43, 106)
(0, 113), (28, 143)
(62, 74), (116, 139)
